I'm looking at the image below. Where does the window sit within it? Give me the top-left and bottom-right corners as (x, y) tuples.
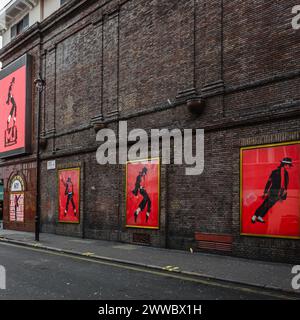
(11, 14), (29, 40)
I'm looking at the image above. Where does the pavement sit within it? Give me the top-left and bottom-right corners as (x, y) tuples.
(0, 229), (299, 296)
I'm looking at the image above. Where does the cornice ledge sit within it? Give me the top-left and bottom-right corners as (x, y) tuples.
(0, 22), (41, 61)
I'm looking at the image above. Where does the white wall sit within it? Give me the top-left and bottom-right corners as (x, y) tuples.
(2, 27), (9, 46)
(29, 2), (42, 26)
(44, 0), (61, 20)
(2, 7), (36, 47)
(1, 0), (62, 47)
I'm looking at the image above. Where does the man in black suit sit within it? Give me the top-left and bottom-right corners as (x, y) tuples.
(61, 177), (77, 216)
(6, 77), (17, 128)
(251, 157), (293, 224)
(132, 167), (151, 223)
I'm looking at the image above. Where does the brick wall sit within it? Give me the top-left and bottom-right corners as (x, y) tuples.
(0, 0), (299, 263)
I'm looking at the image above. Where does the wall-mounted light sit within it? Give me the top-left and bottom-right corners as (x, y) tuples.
(187, 97), (206, 115)
(34, 73), (46, 92)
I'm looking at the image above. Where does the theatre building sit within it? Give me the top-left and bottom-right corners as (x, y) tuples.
(0, 0), (299, 263)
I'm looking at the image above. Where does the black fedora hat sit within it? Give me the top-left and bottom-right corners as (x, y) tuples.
(281, 157), (293, 167)
(141, 167), (148, 174)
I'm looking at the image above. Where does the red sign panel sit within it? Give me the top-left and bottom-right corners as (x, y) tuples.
(0, 55), (32, 158)
(126, 158), (160, 229)
(9, 193), (24, 222)
(240, 142), (300, 239)
(58, 168), (80, 223)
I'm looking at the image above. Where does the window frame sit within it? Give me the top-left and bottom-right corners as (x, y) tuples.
(10, 13), (29, 40)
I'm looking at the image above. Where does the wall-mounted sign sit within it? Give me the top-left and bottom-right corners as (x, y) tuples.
(126, 158), (160, 229)
(240, 141), (300, 239)
(47, 160), (56, 170)
(9, 175), (25, 222)
(58, 168), (80, 223)
(0, 54), (32, 158)
(9, 193), (24, 222)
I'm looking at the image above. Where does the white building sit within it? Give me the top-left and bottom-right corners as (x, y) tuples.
(0, 0), (69, 48)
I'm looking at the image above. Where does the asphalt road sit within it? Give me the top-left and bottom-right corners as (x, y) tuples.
(0, 242), (295, 300)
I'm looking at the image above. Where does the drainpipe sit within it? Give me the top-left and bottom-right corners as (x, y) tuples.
(34, 72), (45, 241)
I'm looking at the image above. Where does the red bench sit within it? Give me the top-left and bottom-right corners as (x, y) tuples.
(195, 232), (233, 252)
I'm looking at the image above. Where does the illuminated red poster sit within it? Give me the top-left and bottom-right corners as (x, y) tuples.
(241, 142), (300, 239)
(0, 55), (32, 158)
(58, 168), (80, 223)
(126, 158), (160, 229)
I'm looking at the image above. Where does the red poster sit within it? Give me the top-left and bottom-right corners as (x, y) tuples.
(126, 159), (160, 229)
(58, 168), (80, 223)
(0, 55), (31, 158)
(9, 193), (24, 222)
(241, 142), (300, 238)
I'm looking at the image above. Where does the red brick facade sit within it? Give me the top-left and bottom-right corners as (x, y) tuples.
(0, 0), (299, 263)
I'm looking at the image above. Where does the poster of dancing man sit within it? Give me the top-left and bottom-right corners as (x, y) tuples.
(58, 168), (80, 223)
(126, 158), (160, 229)
(9, 193), (24, 222)
(240, 142), (300, 239)
(0, 54), (32, 158)
(5, 77), (18, 146)
(9, 175), (25, 223)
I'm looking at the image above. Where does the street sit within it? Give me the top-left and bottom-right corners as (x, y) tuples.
(0, 242), (295, 300)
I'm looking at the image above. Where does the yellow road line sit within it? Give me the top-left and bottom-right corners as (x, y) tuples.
(82, 252), (95, 256)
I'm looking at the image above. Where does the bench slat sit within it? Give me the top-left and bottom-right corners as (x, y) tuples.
(196, 241), (232, 252)
(195, 232), (233, 252)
